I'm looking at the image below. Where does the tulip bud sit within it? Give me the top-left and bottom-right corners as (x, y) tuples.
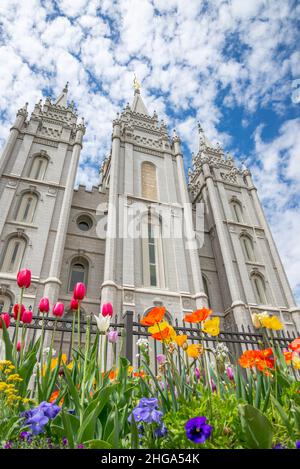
(0, 313), (10, 329)
(13, 303), (25, 321)
(194, 367), (201, 380)
(69, 297), (79, 311)
(211, 379), (217, 393)
(226, 366), (234, 381)
(17, 341), (21, 352)
(22, 310), (33, 324)
(94, 314), (110, 332)
(17, 269), (31, 289)
(107, 330), (118, 343)
(53, 302), (64, 318)
(101, 303), (113, 317)
(39, 297), (50, 313)
(73, 282), (86, 301)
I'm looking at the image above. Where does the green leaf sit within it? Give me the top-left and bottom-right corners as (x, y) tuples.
(78, 386), (114, 443)
(1, 318), (13, 362)
(84, 439), (113, 449)
(61, 410), (75, 448)
(238, 403), (273, 449)
(62, 361), (81, 414)
(270, 395), (295, 439)
(130, 416), (139, 449)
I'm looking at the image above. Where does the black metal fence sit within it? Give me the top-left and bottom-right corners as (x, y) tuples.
(2, 309), (299, 376)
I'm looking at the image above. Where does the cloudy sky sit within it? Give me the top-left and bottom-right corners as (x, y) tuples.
(0, 0), (299, 302)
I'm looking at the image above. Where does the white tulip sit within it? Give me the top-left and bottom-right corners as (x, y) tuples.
(94, 314), (110, 332)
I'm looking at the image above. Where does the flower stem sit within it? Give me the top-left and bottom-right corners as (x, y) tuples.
(13, 287), (24, 362)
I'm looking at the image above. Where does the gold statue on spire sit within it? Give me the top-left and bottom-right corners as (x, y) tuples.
(133, 74), (141, 91)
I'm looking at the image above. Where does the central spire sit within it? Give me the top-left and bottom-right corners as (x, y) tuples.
(131, 74), (149, 115)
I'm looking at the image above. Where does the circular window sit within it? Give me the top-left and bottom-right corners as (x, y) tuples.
(77, 215), (93, 232)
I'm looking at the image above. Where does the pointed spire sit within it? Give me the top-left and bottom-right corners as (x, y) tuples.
(131, 85), (149, 115)
(197, 121), (213, 150)
(54, 82), (69, 107)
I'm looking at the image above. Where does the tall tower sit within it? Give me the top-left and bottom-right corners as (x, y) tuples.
(188, 125), (300, 331)
(100, 85), (208, 319)
(0, 84), (85, 312)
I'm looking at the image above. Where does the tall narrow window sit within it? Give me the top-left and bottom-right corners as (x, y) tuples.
(29, 156), (48, 180)
(69, 258), (89, 292)
(241, 235), (255, 261)
(142, 212), (165, 288)
(16, 193), (38, 223)
(1, 237), (26, 273)
(231, 200), (243, 223)
(148, 221), (157, 286)
(141, 162), (157, 200)
(202, 275), (211, 308)
(252, 274), (267, 304)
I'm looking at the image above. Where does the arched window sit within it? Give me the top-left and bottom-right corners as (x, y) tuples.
(202, 275), (211, 308)
(241, 235), (255, 262)
(16, 192), (38, 223)
(141, 162), (157, 200)
(231, 199), (243, 223)
(29, 155), (48, 180)
(0, 294), (13, 313)
(69, 258), (88, 293)
(141, 212), (165, 288)
(1, 237), (26, 273)
(251, 274), (267, 305)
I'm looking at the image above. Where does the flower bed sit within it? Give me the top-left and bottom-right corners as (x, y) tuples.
(0, 269), (299, 449)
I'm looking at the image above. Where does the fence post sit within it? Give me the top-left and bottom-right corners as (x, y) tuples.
(123, 310), (134, 363)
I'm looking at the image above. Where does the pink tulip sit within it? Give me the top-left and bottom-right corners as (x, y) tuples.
(13, 303), (25, 321)
(39, 297), (50, 313)
(0, 313), (10, 329)
(69, 297), (79, 310)
(194, 367), (201, 380)
(226, 366), (234, 381)
(107, 330), (118, 343)
(17, 341), (21, 352)
(211, 379), (217, 393)
(53, 302), (64, 318)
(22, 310), (33, 324)
(17, 269), (31, 289)
(102, 303), (113, 317)
(73, 282), (86, 301)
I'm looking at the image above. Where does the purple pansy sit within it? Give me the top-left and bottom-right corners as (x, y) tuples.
(185, 416), (213, 444)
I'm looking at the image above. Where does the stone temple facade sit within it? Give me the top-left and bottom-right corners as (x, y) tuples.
(0, 83), (299, 332)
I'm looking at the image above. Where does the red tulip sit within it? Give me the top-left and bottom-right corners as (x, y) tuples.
(73, 282), (86, 301)
(101, 303), (113, 317)
(39, 297), (50, 313)
(69, 297), (79, 310)
(22, 310), (33, 324)
(13, 303), (25, 321)
(17, 341), (21, 352)
(0, 313), (10, 329)
(53, 302), (64, 318)
(17, 268), (31, 289)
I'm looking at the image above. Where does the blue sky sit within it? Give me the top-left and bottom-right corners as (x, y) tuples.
(0, 0), (299, 302)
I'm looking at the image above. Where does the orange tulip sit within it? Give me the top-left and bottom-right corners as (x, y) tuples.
(283, 351), (292, 364)
(184, 307), (212, 323)
(186, 344), (203, 358)
(141, 307), (166, 326)
(288, 338), (300, 353)
(151, 327), (172, 341)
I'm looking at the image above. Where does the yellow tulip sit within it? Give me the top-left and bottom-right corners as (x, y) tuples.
(202, 317), (220, 336)
(260, 315), (283, 331)
(174, 334), (188, 347)
(186, 344), (203, 358)
(292, 354), (300, 370)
